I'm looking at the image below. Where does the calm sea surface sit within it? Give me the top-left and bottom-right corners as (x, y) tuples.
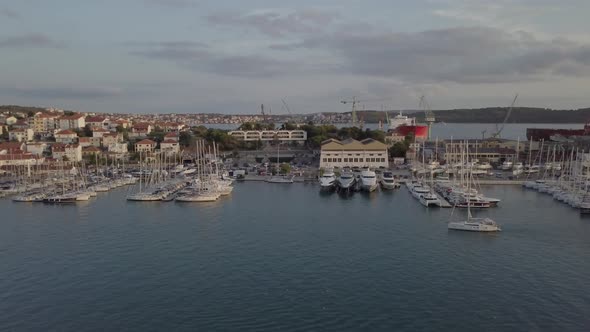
(206, 123), (584, 140)
(1, 183), (589, 331)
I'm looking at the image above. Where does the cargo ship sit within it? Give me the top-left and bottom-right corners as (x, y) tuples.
(526, 123), (589, 141)
(388, 112), (428, 140)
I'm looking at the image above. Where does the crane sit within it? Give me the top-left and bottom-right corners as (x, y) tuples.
(281, 98), (292, 115)
(419, 95), (435, 140)
(341, 96), (390, 127)
(491, 94), (518, 139)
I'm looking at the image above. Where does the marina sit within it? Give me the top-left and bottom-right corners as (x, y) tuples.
(0, 181), (588, 331)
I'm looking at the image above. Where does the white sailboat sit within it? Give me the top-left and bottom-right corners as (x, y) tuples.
(448, 142), (501, 232)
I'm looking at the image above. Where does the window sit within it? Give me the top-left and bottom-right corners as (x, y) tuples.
(369, 154), (374, 156)
(338, 158), (342, 162)
(323, 158), (326, 162)
(359, 158), (364, 162)
(354, 158), (358, 162)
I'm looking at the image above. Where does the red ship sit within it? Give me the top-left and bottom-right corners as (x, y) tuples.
(387, 112), (428, 140)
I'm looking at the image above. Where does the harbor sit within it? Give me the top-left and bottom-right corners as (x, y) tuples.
(1, 179), (589, 331)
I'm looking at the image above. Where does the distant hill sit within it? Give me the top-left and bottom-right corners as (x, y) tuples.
(354, 107), (590, 124)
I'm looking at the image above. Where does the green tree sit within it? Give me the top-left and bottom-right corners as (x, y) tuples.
(388, 142), (408, 158)
(179, 131), (193, 147)
(280, 163), (291, 174)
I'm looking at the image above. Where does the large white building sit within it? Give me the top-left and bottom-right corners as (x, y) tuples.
(58, 114), (85, 130)
(8, 128), (34, 142)
(228, 130), (307, 143)
(319, 138), (389, 169)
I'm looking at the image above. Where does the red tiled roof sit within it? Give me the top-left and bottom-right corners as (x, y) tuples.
(83, 146), (101, 152)
(0, 142), (24, 153)
(161, 139), (178, 144)
(56, 129), (76, 135)
(86, 116), (107, 122)
(136, 139), (156, 145)
(164, 132), (179, 137)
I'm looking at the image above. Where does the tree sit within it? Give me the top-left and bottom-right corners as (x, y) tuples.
(388, 142), (408, 158)
(280, 163), (291, 174)
(179, 131), (192, 147)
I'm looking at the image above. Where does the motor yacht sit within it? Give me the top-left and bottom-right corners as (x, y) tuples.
(379, 171), (397, 190)
(360, 169), (378, 192)
(319, 168), (337, 191)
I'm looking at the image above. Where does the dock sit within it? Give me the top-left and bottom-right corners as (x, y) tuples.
(435, 191), (453, 208)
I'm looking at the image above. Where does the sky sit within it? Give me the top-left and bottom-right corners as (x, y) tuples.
(2, 0), (590, 114)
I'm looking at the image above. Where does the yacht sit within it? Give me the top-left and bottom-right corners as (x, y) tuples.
(419, 192), (441, 207)
(524, 165), (540, 174)
(448, 218), (501, 232)
(379, 171), (397, 190)
(477, 162), (493, 170)
(43, 194), (78, 204)
(410, 183), (430, 199)
(360, 169), (378, 192)
(319, 168), (337, 191)
(337, 170), (356, 191)
(501, 161), (513, 170)
(266, 175), (294, 184)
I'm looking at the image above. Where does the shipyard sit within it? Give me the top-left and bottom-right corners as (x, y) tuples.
(2, 99), (589, 223)
(3, 1), (590, 330)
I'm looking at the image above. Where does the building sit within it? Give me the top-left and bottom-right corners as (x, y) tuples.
(26, 143), (48, 156)
(52, 144), (82, 162)
(54, 130), (78, 144)
(160, 139), (180, 154)
(109, 119), (130, 131)
(0, 153), (41, 167)
(228, 130), (307, 143)
(5, 116), (17, 125)
(102, 133), (122, 147)
(108, 143), (128, 154)
(129, 123), (152, 139)
(135, 139), (156, 153)
(86, 116), (109, 130)
(8, 128), (34, 142)
(32, 113), (58, 133)
(443, 147), (517, 164)
(164, 132), (179, 142)
(12, 119), (30, 130)
(319, 138), (389, 169)
(92, 128), (110, 138)
(82, 146), (102, 157)
(58, 114), (85, 130)
(0, 142), (25, 154)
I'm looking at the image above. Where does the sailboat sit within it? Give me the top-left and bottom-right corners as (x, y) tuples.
(448, 141), (501, 232)
(266, 142), (294, 183)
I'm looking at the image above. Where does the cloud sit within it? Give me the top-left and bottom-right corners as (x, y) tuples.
(144, 0), (196, 7)
(206, 8), (339, 38)
(129, 41), (299, 77)
(2, 86), (123, 99)
(290, 26), (590, 84)
(0, 33), (64, 48)
(0, 8), (19, 19)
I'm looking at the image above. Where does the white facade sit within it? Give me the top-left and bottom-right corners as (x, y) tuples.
(58, 115), (85, 130)
(65, 145), (83, 162)
(228, 130), (307, 142)
(26, 143), (48, 156)
(108, 143), (128, 154)
(9, 129), (34, 142)
(160, 140), (180, 154)
(319, 138), (389, 169)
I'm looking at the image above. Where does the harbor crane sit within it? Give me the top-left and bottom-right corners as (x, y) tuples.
(491, 94), (518, 139)
(419, 95), (435, 140)
(341, 96), (390, 128)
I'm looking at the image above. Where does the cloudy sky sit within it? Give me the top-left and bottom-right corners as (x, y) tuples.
(2, 0), (590, 114)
